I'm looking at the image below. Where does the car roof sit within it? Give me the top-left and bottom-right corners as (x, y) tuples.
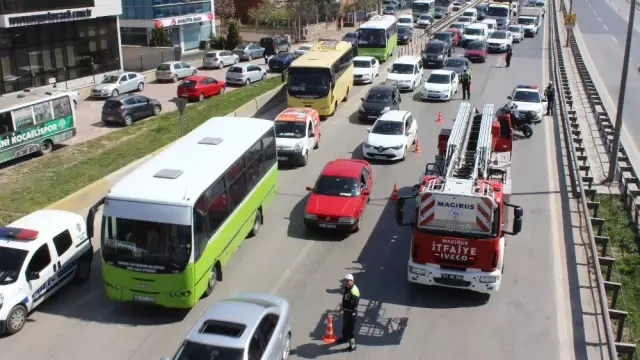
(275, 107), (317, 123)
(514, 87), (539, 92)
(0, 210), (82, 251)
(183, 75), (208, 81)
(321, 159), (366, 178)
(231, 63), (253, 68)
(108, 94), (143, 101)
(398, 14), (412, 18)
(160, 61), (181, 65)
(394, 55), (420, 64)
(427, 39), (445, 45)
(467, 23), (487, 28)
(430, 69), (455, 76)
(378, 110), (410, 122)
(368, 84), (395, 94)
(354, 56), (376, 61)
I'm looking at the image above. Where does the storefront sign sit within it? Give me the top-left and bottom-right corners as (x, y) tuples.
(8, 9), (92, 26)
(154, 12), (214, 27)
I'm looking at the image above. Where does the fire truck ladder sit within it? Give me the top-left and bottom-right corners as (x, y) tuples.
(443, 102), (473, 177)
(450, 104), (495, 180)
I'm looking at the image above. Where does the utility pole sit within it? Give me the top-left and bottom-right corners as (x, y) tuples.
(606, 0), (636, 182)
(565, 0), (573, 47)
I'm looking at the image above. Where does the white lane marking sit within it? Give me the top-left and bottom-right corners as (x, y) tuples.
(603, 24), (609, 31)
(612, 36), (619, 43)
(269, 241), (315, 294)
(543, 10), (573, 360)
(597, 16), (603, 22)
(588, 3), (592, 7)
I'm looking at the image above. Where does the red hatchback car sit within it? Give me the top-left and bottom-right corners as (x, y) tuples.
(304, 159), (373, 233)
(464, 40), (489, 63)
(445, 28), (462, 46)
(177, 75), (226, 102)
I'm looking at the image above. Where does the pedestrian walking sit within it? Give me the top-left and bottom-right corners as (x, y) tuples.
(504, 46), (513, 68)
(545, 81), (555, 115)
(336, 274), (360, 351)
(460, 69), (472, 100)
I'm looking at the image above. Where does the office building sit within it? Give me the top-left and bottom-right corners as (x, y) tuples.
(120, 0), (215, 51)
(0, 0), (123, 94)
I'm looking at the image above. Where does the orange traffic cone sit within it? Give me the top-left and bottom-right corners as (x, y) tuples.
(322, 314), (337, 343)
(414, 139), (422, 153)
(436, 112), (444, 123)
(391, 183), (399, 200)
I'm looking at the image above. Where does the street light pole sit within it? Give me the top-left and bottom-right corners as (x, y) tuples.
(565, 0), (574, 47)
(606, 0), (636, 182)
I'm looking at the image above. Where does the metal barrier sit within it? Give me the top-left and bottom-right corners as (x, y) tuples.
(549, 0), (638, 357)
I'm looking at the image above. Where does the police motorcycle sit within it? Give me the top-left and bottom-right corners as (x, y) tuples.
(496, 101), (535, 139)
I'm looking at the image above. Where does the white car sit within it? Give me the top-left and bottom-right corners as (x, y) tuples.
(0, 210), (94, 335)
(362, 110), (418, 161)
(507, 25), (524, 42)
(386, 55), (423, 91)
(487, 30), (513, 52)
(420, 69), (459, 101)
(353, 56), (380, 84)
(456, 16), (473, 27)
(518, 16), (539, 37)
(508, 85), (544, 123)
(417, 14), (433, 28)
(397, 14), (414, 28)
(202, 50), (239, 69)
(294, 44), (313, 57)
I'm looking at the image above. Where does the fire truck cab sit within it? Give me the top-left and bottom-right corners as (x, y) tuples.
(396, 103), (523, 298)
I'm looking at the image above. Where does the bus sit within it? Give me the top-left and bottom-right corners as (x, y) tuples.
(0, 90), (76, 164)
(357, 15), (398, 62)
(87, 116), (278, 308)
(412, 0), (436, 21)
(286, 40), (354, 117)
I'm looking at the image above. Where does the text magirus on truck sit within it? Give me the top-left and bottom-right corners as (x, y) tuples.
(393, 103), (524, 301)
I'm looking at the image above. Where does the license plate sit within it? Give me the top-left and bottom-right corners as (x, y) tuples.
(318, 223), (336, 228)
(427, 62), (435, 64)
(106, 117), (113, 120)
(374, 156), (387, 160)
(278, 156), (287, 160)
(442, 273), (463, 281)
(132, 295), (155, 303)
(180, 94), (188, 98)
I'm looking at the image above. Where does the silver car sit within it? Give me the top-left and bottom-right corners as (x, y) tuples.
(91, 72), (146, 98)
(155, 61), (198, 82)
(507, 25), (525, 43)
(226, 64), (268, 86)
(232, 43), (265, 61)
(166, 292), (292, 360)
(203, 50), (239, 69)
(293, 44), (313, 58)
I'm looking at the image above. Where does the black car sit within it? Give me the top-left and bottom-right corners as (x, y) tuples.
(342, 32), (359, 48)
(442, 57), (472, 79)
(383, 5), (397, 15)
(358, 85), (401, 122)
(260, 36), (290, 57)
(268, 52), (295, 72)
(422, 40), (449, 68)
(432, 32), (454, 56)
(477, 9), (487, 20)
(101, 94), (161, 126)
(398, 26), (413, 44)
(434, 7), (446, 19)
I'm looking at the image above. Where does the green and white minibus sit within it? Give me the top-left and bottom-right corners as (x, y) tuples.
(357, 15), (398, 62)
(87, 116), (278, 308)
(412, 0), (436, 21)
(0, 90), (76, 164)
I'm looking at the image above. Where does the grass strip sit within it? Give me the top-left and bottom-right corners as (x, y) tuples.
(594, 194), (640, 346)
(0, 77), (282, 225)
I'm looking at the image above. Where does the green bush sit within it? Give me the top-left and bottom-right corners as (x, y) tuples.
(149, 26), (171, 47)
(209, 35), (227, 50)
(226, 20), (242, 50)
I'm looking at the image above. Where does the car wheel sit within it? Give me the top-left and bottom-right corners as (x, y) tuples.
(192, 70), (197, 76)
(220, 86), (226, 95)
(411, 81), (416, 91)
(153, 105), (161, 116)
(198, 93), (205, 102)
(203, 265), (218, 297)
(401, 147), (407, 161)
(172, 74), (179, 82)
(137, 82), (144, 91)
(262, 73), (267, 80)
(219, 61), (224, 68)
(124, 115), (133, 126)
(38, 139), (54, 155)
(352, 215), (362, 233)
(6, 305), (27, 335)
(111, 89), (119, 97)
(248, 54), (253, 61)
(248, 209), (262, 237)
(245, 79), (250, 86)
(73, 255), (92, 283)
(282, 334), (291, 360)
(234, 57), (239, 64)
(314, 136), (320, 149)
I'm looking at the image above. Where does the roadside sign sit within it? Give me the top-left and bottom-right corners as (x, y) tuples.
(171, 97), (188, 114)
(564, 13), (576, 28)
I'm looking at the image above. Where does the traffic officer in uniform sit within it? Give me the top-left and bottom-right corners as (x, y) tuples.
(337, 273), (360, 351)
(460, 69), (472, 100)
(545, 81), (555, 115)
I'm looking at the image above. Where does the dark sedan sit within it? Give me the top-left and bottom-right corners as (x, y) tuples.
(358, 85), (401, 122)
(432, 32), (454, 56)
(268, 52), (295, 72)
(398, 26), (413, 45)
(442, 57), (472, 79)
(101, 94), (161, 126)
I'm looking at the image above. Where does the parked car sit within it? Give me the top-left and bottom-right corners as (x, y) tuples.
(464, 40), (489, 62)
(91, 71), (146, 98)
(177, 75), (226, 102)
(358, 84), (401, 122)
(101, 94), (161, 126)
(304, 159), (373, 232)
(225, 64), (268, 86)
(233, 43), (265, 61)
(202, 50), (239, 69)
(155, 61), (198, 83)
(268, 52), (295, 72)
(165, 292), (292, 360)
(260, 35), (290, 57)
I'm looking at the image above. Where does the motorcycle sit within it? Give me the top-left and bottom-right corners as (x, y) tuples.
(497, 102), (536, 139)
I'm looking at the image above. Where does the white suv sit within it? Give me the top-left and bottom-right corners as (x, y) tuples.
(0, 210), (93, 335)
(508, 85), (544, 122)
(386, 55), (423, 91)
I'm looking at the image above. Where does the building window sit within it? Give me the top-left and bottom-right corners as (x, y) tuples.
(120, 28), (149, 46)
(0, 0), (96, 15)
(152, 1), (210, 19)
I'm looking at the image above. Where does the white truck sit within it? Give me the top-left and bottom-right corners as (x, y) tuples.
(517, 13), (540, 37)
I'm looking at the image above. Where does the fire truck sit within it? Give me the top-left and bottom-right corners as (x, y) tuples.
(394, 102), (524, 298)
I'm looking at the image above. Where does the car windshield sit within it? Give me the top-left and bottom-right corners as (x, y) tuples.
(467, 41), (485, 50)
(287, 67), (331, 98)
(314, 175), (359, 197)
(518, 17), (535, 24)
(426, 43), (444, 52)
(358, 28), (387, 47)
(372, 120), (404, 135)
(101, 216), (192, 273)
(275, 121), (306, 138)
(420, 15), (431, 20)
(398, 27), (410, 35)
(365, 89), (392, 102)
(434, 33), (450, 41)
(391, 63), (414, 74)
(458, 16), (471, 22)
(235, 44), (249, 50)
(180, 80), (197, 87)
(450, 23), (464, 29)
(276, 53), (291, 59)
(0, 246), (27, 285)
(487, 6), (509, 16)
(427, 73), (451, 84)
(399, 17), (412, 23)
(445, 59), (465, 67)
(464, 27), (483, 35)
(343, 32), (357, 39)
(172, 340), (244, 360)
(228, 66), (244, 73)
(490, 31), (508, 39)
(536, 2), (545, 6)
(513, 90), (541, 103)
(102, 75), (120, 84)
(463, 11), (474, 16)
(354, 60), (372, 68)
(104, 100), (123, 109)
(157, 64), (171, 71)
(508, 26), (521, 32)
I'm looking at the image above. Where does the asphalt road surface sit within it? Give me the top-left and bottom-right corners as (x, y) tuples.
(0, 18), (581, 360)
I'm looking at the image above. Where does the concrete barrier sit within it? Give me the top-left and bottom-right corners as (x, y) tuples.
(46, 84), (285, 215)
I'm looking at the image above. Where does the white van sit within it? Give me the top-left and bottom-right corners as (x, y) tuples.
(481, 19), (498, 36)
(462, 23), (489, 46)
(462, 8), (478, 22)
(386, 55), (423, 91)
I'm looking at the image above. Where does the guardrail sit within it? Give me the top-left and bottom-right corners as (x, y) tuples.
(549, 0), (638, 358)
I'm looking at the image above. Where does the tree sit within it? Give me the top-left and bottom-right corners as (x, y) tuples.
(149, 26), (171, 47)
(215, 0), (236, 19)
(248, 0), (291, 26)
(225, 20), (242, 50)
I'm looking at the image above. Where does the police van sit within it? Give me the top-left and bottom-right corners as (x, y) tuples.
(0, 210), (93, 335)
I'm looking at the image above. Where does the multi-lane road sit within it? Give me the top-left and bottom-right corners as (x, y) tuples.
(0, 15), (584, 360)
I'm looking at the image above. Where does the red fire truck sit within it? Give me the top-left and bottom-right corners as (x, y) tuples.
(395, 102), (524, 298)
